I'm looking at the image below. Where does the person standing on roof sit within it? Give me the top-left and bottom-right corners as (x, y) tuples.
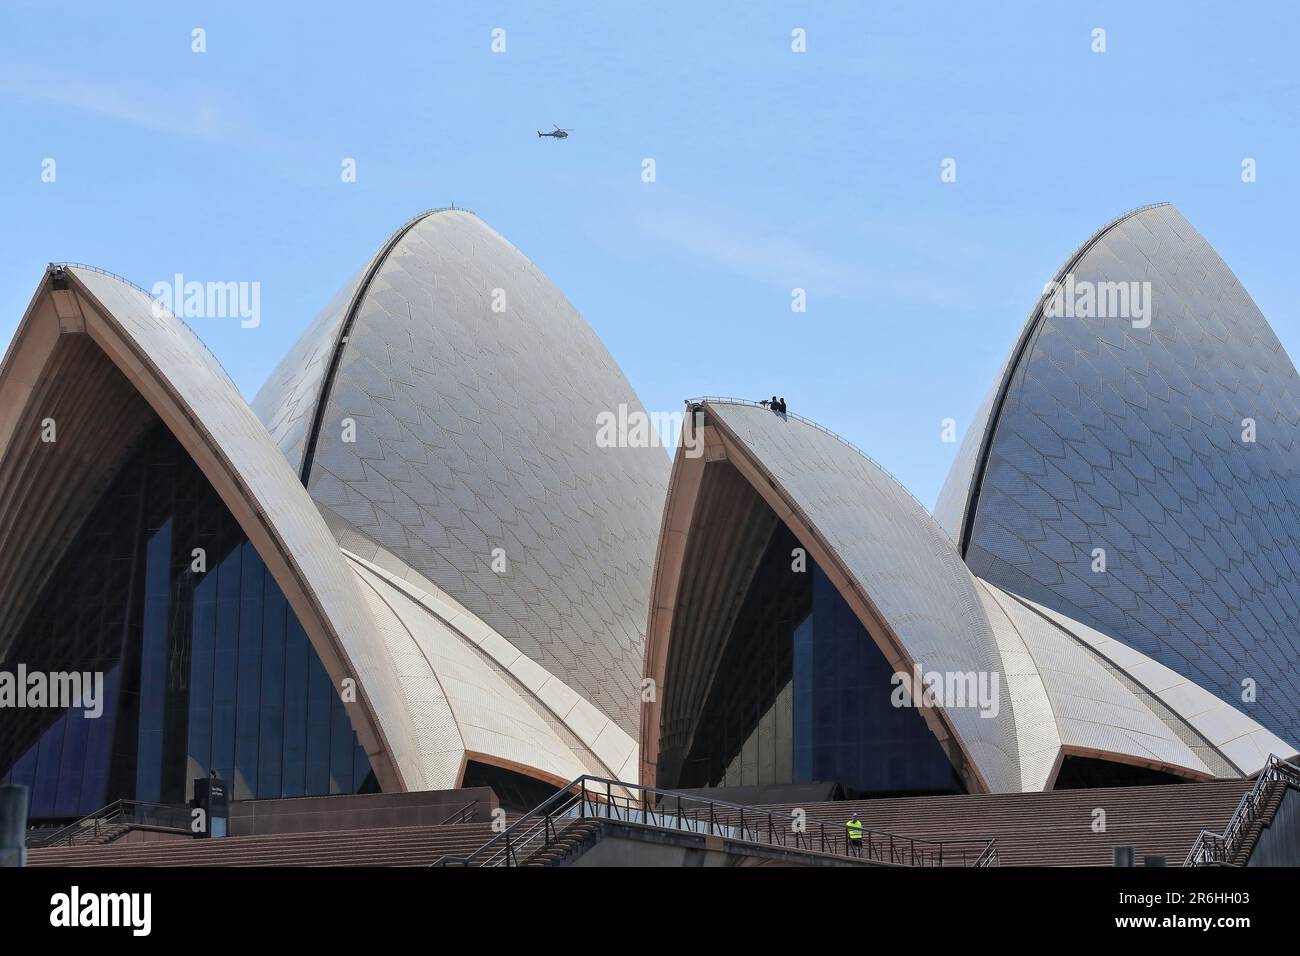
(846, 815), (863, 856)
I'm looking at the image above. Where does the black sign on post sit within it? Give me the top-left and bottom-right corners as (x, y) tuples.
(193, 774), (229, 839)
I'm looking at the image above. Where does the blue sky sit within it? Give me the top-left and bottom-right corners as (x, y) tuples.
(2, 1), (1295, 508)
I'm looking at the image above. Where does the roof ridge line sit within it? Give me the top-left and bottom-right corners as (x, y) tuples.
(53, 262), (237, 387)
(297, 207), (465, 483)
(689, 395), (933, 517)
(954, 201), (1172, 555)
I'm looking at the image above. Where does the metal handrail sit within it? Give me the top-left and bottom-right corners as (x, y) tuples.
(433, 775), (997, 867)
(972, 839), (1000, 868)
(28, 798), (191, 849)
(28, 799), (125, 848)
(437, 799), (480, 826)
(685, 396), (933, 517)
(51, 262), (237, 386)
(1184, 754), (1300, 866)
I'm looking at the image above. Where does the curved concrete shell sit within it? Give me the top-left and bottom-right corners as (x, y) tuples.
(342, 545), (639, 784)
(936, 204), (1300, 745)
(0, 254), (638, 801)
(933, 204), (1171, 545)
(347, 558), (598, 790)
(977, 581), (1214, 786)
(643, 399), (1024, 793)
(254, 210), (670, 736)
(0, 265), (419, 793)
(643, 399), (1291, 793)
(1023, 595), (1296, 776)
(250, 209), (440, 478)
(8, 201), (1293, 816)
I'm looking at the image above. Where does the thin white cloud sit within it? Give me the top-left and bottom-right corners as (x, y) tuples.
(639, 204), (867, 296)
(0, 64), (248, 143)
(631, 193), (986, 309)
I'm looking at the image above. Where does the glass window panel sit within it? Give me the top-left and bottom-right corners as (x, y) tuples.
(7, 739), (38, 793)
(329, 687), (353, 795)
(305, 653), (333, 795)
(186, 571), (217, 789)
(256, 583), (287, 799)
(352, 739), (375, 793)
(30, 716), (67, 819)
(210, 544), (242, 785)
(0, 422), (377, 820)
(53, 698), (92, 817)
(233, 542), (265, 800)
(135, 519), (172, 802)
(281, 618), (310, 798)
(78, 666), (122, 814)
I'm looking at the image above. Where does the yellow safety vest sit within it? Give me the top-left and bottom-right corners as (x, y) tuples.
(846, 819), (863, 841)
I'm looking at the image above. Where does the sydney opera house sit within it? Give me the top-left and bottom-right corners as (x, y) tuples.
(2, 202), (1298, 866)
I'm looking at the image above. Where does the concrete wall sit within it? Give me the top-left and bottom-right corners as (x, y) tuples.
(229, 787), (497, 836)
(1248, 786), (1300, 867)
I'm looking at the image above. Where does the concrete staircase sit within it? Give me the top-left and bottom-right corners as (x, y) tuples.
(24, 780), (1263, 867)
(1228, 779), (1288, 866)
(27, 822), (501, 867)
(519, 819), (603, 866)
(749, 780), (1254, 866)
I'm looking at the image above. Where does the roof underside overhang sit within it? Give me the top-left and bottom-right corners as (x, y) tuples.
(643, 402), (1000, 793)
(0, 266), (417, 794)
(643, 400), (1275, 793)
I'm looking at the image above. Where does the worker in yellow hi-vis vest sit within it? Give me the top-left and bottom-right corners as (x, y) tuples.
(846, 816), (863, 856)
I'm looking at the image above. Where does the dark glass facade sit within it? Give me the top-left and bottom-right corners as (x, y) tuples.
(1053, 756), (1185, 790)
(0, 422), (377, 820)
(461, 761), (561, 813)
(672, 523), (962, 797)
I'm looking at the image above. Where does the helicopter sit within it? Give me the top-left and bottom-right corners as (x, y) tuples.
(537, 124), (573, 139)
